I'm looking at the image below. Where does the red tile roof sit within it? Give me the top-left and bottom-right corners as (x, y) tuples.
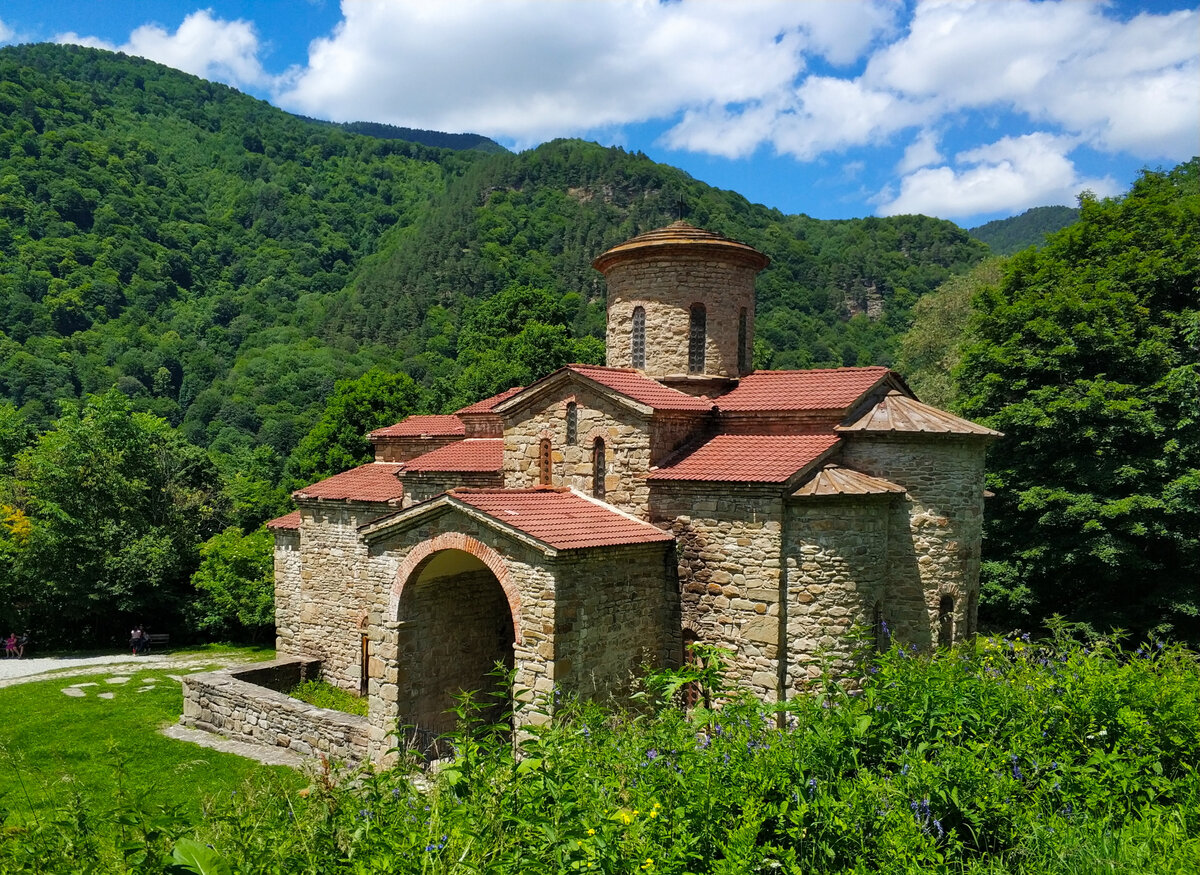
(294, 463), (405, 503)
(455, 386), (525, 415)
(792, 464), (905, 497)
(368, 414), (466, 440)
(404, 439), (503, 472)
(450, 488), (675, 550)
(265, 509), (301, 530)
(566, 364), (715, 412)
(836, 390), (1002, 437)
(647, 434), (840, 483)
(717, 368), (891, 412)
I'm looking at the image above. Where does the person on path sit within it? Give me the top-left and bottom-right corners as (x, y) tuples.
(15, 631), (27, 658)
(4, 632), (16, 658)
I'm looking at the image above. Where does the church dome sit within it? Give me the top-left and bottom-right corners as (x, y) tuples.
(592, 221), (769, 273)
(595, 221), (768, 388)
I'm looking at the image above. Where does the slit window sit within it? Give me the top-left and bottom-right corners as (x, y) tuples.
(688, 304), (706, 373)
(737, 307), (749, 373)
(592, 437), (606, 499)
(565, 402), (577, 444)
(631, 307), (646, 369)
(938, 595), (955, 648)
(539, 438), (552, 486)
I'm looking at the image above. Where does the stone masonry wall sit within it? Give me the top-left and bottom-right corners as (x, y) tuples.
(401, 470), (504, 507)
(273, 528), (302, 656)
(374, 436), (461, 463)
(604, 255), (756, 379)
(180, 658), (369, 765)
(782, 496), (894, 688)
(649, 484), (785, 701)
(284, 501), (393, 692)
(649, 412), (714, 467)
(552, 542), (680, 700)
(840, 436), (989, 646)
(502, 387), (653, 518)
(362, 513), (557, 763)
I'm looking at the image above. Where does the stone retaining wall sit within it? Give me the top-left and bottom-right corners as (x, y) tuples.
(180, 657), (369, 766)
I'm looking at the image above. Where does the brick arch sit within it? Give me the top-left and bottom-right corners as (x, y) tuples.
(390, 533), (523, 644)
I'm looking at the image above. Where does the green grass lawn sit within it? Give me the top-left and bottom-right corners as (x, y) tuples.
(0, 655), (304, 822)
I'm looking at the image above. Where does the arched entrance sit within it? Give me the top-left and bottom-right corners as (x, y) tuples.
(393, 542), (518, 738)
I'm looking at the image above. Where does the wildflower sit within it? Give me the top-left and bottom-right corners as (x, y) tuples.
(359, 809), (373, 821)
(641, 858), (654, 870)
(645, 748), (658, 761)
(900, 763), (910, 777)
(807, 777), (818, 799)
(1010, 755), (1023, 780)
(587, 828), (595, 835)
(392, 788), (402, 800)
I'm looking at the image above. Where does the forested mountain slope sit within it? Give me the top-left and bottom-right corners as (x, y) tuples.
(969, 205), (1079, 255)
(0, 43), (986, 455)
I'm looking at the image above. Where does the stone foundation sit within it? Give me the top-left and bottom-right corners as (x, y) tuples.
(180, 657), (369, 766)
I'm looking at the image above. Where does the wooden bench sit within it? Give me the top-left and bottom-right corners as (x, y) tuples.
(145, 633), (170, 651)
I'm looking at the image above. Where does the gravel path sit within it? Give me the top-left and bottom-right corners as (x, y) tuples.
(0, 652), (258, 688)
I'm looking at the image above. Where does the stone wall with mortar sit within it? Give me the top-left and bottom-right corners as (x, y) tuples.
(361, 514), (558, 763)
(273, 528), (302, 657)
(649, 484), (785, 701)
(374, 435), (462, 463)
(180, 658), (369, 765)
(839, 435), (989, 646)
(501, 387), (653, 517)
(400, 470), (503, 507)
(650, 412), (714, 467)
(782, 496), (895, 688)
(280, 501), (393, 693)
(604, 255), (756, 379)
(551, 542), (680, 700)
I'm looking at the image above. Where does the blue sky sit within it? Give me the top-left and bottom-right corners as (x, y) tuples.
(2, 1), (1197, 227)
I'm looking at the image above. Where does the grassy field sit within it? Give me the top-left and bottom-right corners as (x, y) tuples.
(0, 650), (304, 822)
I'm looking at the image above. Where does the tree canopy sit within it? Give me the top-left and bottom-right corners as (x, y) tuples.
(958, 160), (1200, 639)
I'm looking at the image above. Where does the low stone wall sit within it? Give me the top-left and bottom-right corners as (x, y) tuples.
(180, 657), (369, 766)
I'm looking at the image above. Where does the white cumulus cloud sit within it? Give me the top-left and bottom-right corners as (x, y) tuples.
(876, 133), (1119, 219)
(0, 17), (17, 44)
(275, 0), (898, 144)
(57, 10), (274, 91)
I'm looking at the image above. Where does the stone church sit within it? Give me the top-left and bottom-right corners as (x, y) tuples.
(267, 221), (998, 764)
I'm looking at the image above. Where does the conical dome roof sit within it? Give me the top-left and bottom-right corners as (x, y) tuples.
(592, 220), (769, 273)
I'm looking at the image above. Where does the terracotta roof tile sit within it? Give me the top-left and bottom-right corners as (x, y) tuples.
(593, 221), (769, 272)
(404, 439), (503, 472)
(718, 368), (891, 412)
(836, 390), (1002, 437)
(567, 365), (715, 412)
(455, 386), (525, 415)
(450, 488), (675, 550)
(792, 464), (905, 497)
(294, 463), (404, 503)
(369, 414), (465, 439)
(265, 509), (301, 530)
(648, 434), (840, 483)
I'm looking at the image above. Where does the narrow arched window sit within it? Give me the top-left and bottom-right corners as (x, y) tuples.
(631, 307), (646, 370)
(539, 438), (552, 486)
(688, 303), (706, 373)
(565, 402), (577, 444)
(873, 601), (888, 653)
(592, 437), (606, 499)
(737, 307), (749, 373)
(938, 595), (954, 648)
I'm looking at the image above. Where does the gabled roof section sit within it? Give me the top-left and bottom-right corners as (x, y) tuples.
(647, 434), (840, 483)
(496, 364), (714, 417)
(451, 488), (675, 550)
(360, 487), (675, 552)
(294, 463), (404, 503)
(455, 386), (525, 415)
(717, 367), (894, 412)
(265, 509), (301, 530)
(403, 438), (503, 473)
(836, 390), (1002, 437)
(792, 464), (906, 498)
(369, 414), (465, 440)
